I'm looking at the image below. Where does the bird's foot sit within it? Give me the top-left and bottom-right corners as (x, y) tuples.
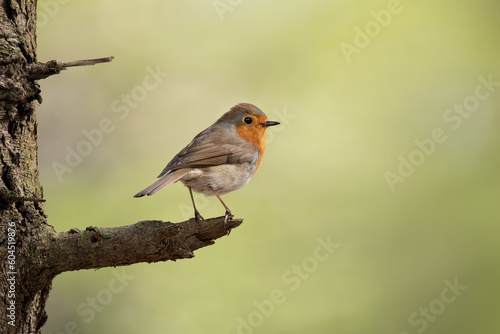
(223, 210), (234, 229)
(194, 210), (204, 222)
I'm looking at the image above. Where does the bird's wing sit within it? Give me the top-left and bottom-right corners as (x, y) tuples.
(134, 168), (189, 197)
(157, 125), (258, 178)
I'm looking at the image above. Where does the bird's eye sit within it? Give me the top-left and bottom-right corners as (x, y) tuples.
(244, 117), (253, 124)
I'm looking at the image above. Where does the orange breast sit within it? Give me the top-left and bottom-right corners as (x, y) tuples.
(236, 125), (267, 174)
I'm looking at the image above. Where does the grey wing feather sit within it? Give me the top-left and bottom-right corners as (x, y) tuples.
(134, 169), (189, 197)
(157, 126), (257, 178)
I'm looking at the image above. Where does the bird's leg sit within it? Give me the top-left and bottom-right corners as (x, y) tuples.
(188, 186), (204, 221)
(209, 186), (234, 226)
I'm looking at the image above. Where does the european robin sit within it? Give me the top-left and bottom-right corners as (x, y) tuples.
(134, 103), (279, 223)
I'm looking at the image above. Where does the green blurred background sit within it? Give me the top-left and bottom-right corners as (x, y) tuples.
(36, 1), (499, 333)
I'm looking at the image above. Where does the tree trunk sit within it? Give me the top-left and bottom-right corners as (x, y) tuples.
(0, 2), (241, 333)
(1, 1), (50, 332)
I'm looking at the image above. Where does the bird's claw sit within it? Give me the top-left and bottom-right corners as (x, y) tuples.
(223, 210), (234, 228)
(194, 210), (204, 222)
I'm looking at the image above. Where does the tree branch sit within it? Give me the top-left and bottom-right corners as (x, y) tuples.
(27, 56), (114, 80)
(48, 216), (243, 275)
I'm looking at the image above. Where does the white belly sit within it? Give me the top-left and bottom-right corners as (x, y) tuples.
(180, 162), (257, 196)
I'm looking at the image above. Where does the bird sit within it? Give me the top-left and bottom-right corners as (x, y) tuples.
(134, 103), (280, 223)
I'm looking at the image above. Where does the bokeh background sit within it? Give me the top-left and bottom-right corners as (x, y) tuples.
(36, 1), (499, 333)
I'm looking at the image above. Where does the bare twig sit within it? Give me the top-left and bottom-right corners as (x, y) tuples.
(59, 56), (114, 68)
(14, 196), (45, 202)
(0, 188), (45, 210)
(27, 56), (114, 80)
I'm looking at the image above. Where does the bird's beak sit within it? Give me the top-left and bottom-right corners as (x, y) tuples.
(262, 121), (280, 127)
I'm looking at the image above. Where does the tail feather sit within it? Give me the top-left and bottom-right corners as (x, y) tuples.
(134, 169), (189, 197)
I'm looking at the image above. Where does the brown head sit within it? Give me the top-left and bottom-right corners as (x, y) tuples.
(217, 103), (279, 171)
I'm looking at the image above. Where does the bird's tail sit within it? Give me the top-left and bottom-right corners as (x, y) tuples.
(134, 169), (189, 197)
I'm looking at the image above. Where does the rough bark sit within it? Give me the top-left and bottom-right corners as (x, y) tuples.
(0, 2), (242, 333)
(49, 217), (242, 274)
(1, 1), (48, 332)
